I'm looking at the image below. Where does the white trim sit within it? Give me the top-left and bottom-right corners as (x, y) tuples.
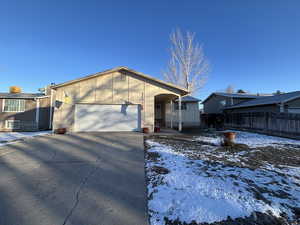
(5, 120), (21, 129)
(2, 99), (26, 112)
(35, 96), (50, 99)
(178, 96), (182, 132)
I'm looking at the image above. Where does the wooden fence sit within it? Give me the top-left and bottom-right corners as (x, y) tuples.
(224, 112), (300, 139)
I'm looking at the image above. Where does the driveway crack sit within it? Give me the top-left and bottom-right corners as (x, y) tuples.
(62, 157), (101, 225)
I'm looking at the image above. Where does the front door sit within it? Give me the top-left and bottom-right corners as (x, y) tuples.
(155, 104), (162, 119)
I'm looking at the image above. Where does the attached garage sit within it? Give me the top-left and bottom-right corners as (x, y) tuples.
(74, 104), (141, 132)
(51, 66), (188, 132)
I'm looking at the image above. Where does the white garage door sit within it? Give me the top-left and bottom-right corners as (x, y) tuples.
(74, 104), (141, 132)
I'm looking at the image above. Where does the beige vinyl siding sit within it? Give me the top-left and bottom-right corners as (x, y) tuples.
(165, 102), (200, 127)
(53, 71), (181, 132)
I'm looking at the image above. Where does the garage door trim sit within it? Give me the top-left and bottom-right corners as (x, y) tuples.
(74, 104), (142, 132)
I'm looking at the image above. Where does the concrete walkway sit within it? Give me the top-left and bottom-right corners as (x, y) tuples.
(0, 132), (148, 225)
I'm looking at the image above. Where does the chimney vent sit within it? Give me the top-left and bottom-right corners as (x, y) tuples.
(9, 86), (22, 94)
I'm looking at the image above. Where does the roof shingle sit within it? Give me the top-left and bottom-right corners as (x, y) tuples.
(0, 93), (46, 99)
(226, 91), (300, 109)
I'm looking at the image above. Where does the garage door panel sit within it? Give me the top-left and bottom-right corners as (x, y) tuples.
(75, 104), (141, 132)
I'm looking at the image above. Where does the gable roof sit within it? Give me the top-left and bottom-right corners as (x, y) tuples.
(202, 92), (268, 104)
(0, 93), (47, 99)
(51, 66), (189, 95)
(175, 95), (200, 102)
(226, 91), (300, 109)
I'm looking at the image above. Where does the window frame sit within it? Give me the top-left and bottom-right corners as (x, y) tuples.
(5, 120), (21, 129)
(2, 99), (26, 112)
(220, 100), (226, 106)
(174, 102), (187, 110)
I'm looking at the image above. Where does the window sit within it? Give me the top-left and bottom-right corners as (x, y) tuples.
(3, 99), (25, 112)
(5, 120), (21, 129)
(174, 102), (187, 110)
(220, 100), (226, 106)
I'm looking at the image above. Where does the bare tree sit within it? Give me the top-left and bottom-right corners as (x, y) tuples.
(163, 29), (209, 94)
(225, 85), (234, 94)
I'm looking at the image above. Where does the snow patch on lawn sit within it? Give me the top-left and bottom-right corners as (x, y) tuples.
(0, 131), (52, 146)
(196, 136), (222, 145)
(196, 131), (300, 148)
(146, 140), (300, 225)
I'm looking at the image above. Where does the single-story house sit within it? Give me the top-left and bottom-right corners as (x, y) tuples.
(50, 66), (197, 132)
(165, 96), (200, 128)
(0, 92), (51, 131)
(202, 92), (271, 114)
(224, 91), (300, 114)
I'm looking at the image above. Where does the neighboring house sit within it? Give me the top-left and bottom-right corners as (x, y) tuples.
(202, 92), (270, 114)
(0, 92), (51, 131)
(50, 66), (189, 132)
(225, 91), (300, 114)
(165, 96), (201, 128)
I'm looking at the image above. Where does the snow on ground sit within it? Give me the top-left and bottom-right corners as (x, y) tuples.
(196, 130), (300, 148)
(146, 139), (300, 225)
(0, 131), (52, 146)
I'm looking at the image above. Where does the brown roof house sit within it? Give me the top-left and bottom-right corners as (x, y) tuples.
(50, 66), (192, 132)
(0, 89), (51, 131)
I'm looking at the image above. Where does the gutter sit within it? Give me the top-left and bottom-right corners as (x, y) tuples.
(49, 89), (54, 130)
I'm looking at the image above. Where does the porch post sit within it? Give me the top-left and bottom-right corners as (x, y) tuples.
(178, 95), (182, 132)
(170, 100), (173, 128)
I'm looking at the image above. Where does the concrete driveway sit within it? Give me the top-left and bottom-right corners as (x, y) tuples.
(0, 132), (148, 225)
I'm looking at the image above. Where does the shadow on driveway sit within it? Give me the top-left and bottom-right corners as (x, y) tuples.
(0, 132), (148, 225)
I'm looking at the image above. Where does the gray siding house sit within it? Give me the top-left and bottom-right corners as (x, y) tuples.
(225, 91), (300, 114)
(202, 92), (268, 114)
(165, 96), (200, 128)
(0, 93), (51, 131)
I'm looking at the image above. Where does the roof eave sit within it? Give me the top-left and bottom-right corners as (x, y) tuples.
(225, 102), (276, 110)
(51, 66), (189, 95)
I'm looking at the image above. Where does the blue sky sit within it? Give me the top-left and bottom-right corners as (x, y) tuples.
(1, 0), (300, 100)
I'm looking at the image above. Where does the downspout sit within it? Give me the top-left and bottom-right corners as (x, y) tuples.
(35, 98), (40, 130)
(49, 89), (54, 130)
